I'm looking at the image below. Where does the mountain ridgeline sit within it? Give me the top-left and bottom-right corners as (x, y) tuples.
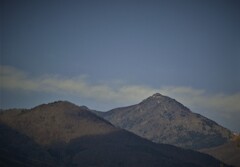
(0, 101), (230, 167)
(95, 93), (232, 150)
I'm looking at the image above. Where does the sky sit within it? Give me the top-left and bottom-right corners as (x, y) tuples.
(0, 0), (240, 131)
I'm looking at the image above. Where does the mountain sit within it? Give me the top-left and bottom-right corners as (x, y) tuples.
(200, 134), (240, 167)
(0, 101), (116, 146)
(0, 101), (230, 167)
(95, 93), (232, 150)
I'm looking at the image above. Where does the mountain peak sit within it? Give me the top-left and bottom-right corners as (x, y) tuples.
(99, 94), (232, 150)
(141, 93), (170, 105)
(147, 93), (168, 101)
(152, 93), (162, 97)
(152, 93), (164, 97)
(29, 101), (81, 114)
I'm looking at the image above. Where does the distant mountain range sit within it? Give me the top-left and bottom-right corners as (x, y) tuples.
(0, 101), (230, 167)
(95, 93), (232, 150)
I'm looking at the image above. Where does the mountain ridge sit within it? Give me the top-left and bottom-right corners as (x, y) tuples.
(0, 100), (230, 167)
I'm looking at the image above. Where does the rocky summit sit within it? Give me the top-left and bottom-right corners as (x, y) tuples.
(96, 93), (232, 150)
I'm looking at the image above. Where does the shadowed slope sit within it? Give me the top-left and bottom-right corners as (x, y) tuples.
(200, 134), (240, 167)
(0, 123), (57, 167)
(60, 130), (230, 167)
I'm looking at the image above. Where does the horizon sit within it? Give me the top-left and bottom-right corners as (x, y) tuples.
(1, 0), (240, 131)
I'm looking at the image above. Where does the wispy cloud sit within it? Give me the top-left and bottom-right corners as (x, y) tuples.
(1, 65), (240, 124)
(0, 65), (157, 103)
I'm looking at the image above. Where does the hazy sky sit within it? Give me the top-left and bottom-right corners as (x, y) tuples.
(1, 0), (240, 131)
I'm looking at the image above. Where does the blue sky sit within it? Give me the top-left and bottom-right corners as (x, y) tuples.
(1, 0), (240, 131)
